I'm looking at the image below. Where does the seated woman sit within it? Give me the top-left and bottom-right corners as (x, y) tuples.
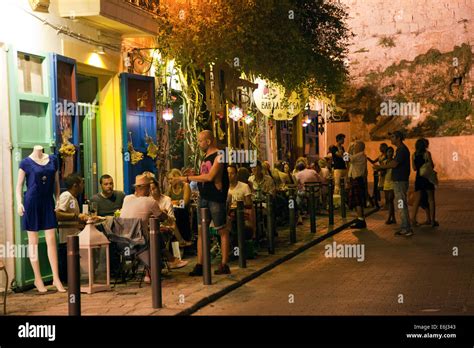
(166, 168), (193, 242)
(227, 165), (255, 239)
(146, 173), (192, 248)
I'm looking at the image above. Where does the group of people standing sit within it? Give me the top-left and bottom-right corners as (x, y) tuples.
(330, 130), (439, 236)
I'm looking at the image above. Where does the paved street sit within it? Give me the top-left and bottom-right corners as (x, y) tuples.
(5, 204), (357, 316)
(195, 182), (474, 315)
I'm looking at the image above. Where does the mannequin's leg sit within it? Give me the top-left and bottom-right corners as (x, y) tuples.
(27, 231), (47, 293)
(44, 229), (66, 292)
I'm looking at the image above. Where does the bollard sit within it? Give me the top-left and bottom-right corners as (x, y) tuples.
(254, 200), (262, 242)
(266, 195), (275, 254)
(328, 180), (334, 226)
(236, 200), (246, 268)
(149, 218), (162, 309)
(340, 178), (347, 219)
(306, 184), (316, 234)
(200, 208), (212, 285)
(288, 185), (297, 243)
(67, 235), (81, 316)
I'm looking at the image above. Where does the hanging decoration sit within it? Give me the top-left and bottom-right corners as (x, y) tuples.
(162, 107), (174, 121)
(244, 112), (254, 124)
(229, 106), (243, 122)
(128, 132), (144, 165)
(145, 129), (159, 160)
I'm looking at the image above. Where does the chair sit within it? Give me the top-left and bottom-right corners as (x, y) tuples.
(0, 260), (8, 315)
(99, 217), (172, 288)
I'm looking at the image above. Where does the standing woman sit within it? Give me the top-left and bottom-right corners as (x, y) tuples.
(382, 147), (396, 224)
(368, 143), (388, 208)
(411, 138), (438, 227)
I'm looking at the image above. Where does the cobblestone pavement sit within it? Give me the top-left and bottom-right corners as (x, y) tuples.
(5, 205), (357, 316)
(194, 181), (474, 315)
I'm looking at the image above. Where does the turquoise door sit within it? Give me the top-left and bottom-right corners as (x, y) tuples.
(8, 48), (54, 290)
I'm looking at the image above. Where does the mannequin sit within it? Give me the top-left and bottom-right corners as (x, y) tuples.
(16, 145), (65, 293)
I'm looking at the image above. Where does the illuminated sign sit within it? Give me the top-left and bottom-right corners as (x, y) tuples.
(252, 78), (303, 120)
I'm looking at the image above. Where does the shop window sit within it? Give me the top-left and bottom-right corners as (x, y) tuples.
(17, 52), (44, 95)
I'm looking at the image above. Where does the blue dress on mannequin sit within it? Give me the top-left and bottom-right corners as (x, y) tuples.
(19, 154), (59, 231)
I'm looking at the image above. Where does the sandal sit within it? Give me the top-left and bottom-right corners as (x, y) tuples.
(169, 259), (189, 269)
(179, 240), (193, 248)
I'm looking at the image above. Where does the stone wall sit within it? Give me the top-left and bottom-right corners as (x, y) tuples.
(342, 0), (473, 85)
(339, 0), (474, 180)
(339, 0), (473, 142)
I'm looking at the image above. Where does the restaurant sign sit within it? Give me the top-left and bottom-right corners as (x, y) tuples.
(252, 78), (303, 120)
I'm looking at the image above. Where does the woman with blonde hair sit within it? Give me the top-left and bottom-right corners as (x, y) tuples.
(166, 168), (193, 242)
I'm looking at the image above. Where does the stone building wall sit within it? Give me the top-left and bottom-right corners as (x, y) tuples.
(339, 0), (473, 141)
(342, 0), (473, 85)
(338, 0), (474, 181)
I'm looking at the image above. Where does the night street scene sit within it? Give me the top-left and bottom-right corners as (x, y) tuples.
(0, 0), (473, 346)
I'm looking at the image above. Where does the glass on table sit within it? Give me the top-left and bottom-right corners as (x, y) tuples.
(89, 202), (98, 217)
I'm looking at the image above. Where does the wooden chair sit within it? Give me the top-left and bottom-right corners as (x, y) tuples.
(0, 260), (8, 315)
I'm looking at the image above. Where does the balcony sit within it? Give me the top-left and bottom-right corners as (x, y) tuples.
(57, 0), (160, 35)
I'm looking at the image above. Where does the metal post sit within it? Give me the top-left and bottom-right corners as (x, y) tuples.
(149, 218), (162, 309)
(328, 180), (334, 226)
(340, 178), (346, 219)
(288, 185), (296, 243)
(236, 200), (246, 268)
(306, 184), (316, 234)
(67, 235), (81, 316)
(200, 208), (212, 285)
(254, 200), (262, 242)
(266, 195), (275, 254)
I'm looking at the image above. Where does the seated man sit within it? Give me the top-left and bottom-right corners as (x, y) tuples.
(227, 165), (255, 239)
(55, 173), (90, 282)
(248, 160), (276, 197)
(120, 174), (187, 273)
(90, 174), (125, 217)
(294, 161), (322, 223)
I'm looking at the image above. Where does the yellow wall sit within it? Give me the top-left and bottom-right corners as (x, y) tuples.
(64, 41), (124, 190)
(98, 74), (124, 190)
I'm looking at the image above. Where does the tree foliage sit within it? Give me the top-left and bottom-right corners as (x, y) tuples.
(156, 0), (351, 95)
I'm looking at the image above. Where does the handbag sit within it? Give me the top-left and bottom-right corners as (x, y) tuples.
(420, 153), (438, 186)
(419, 153), (433, 178)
